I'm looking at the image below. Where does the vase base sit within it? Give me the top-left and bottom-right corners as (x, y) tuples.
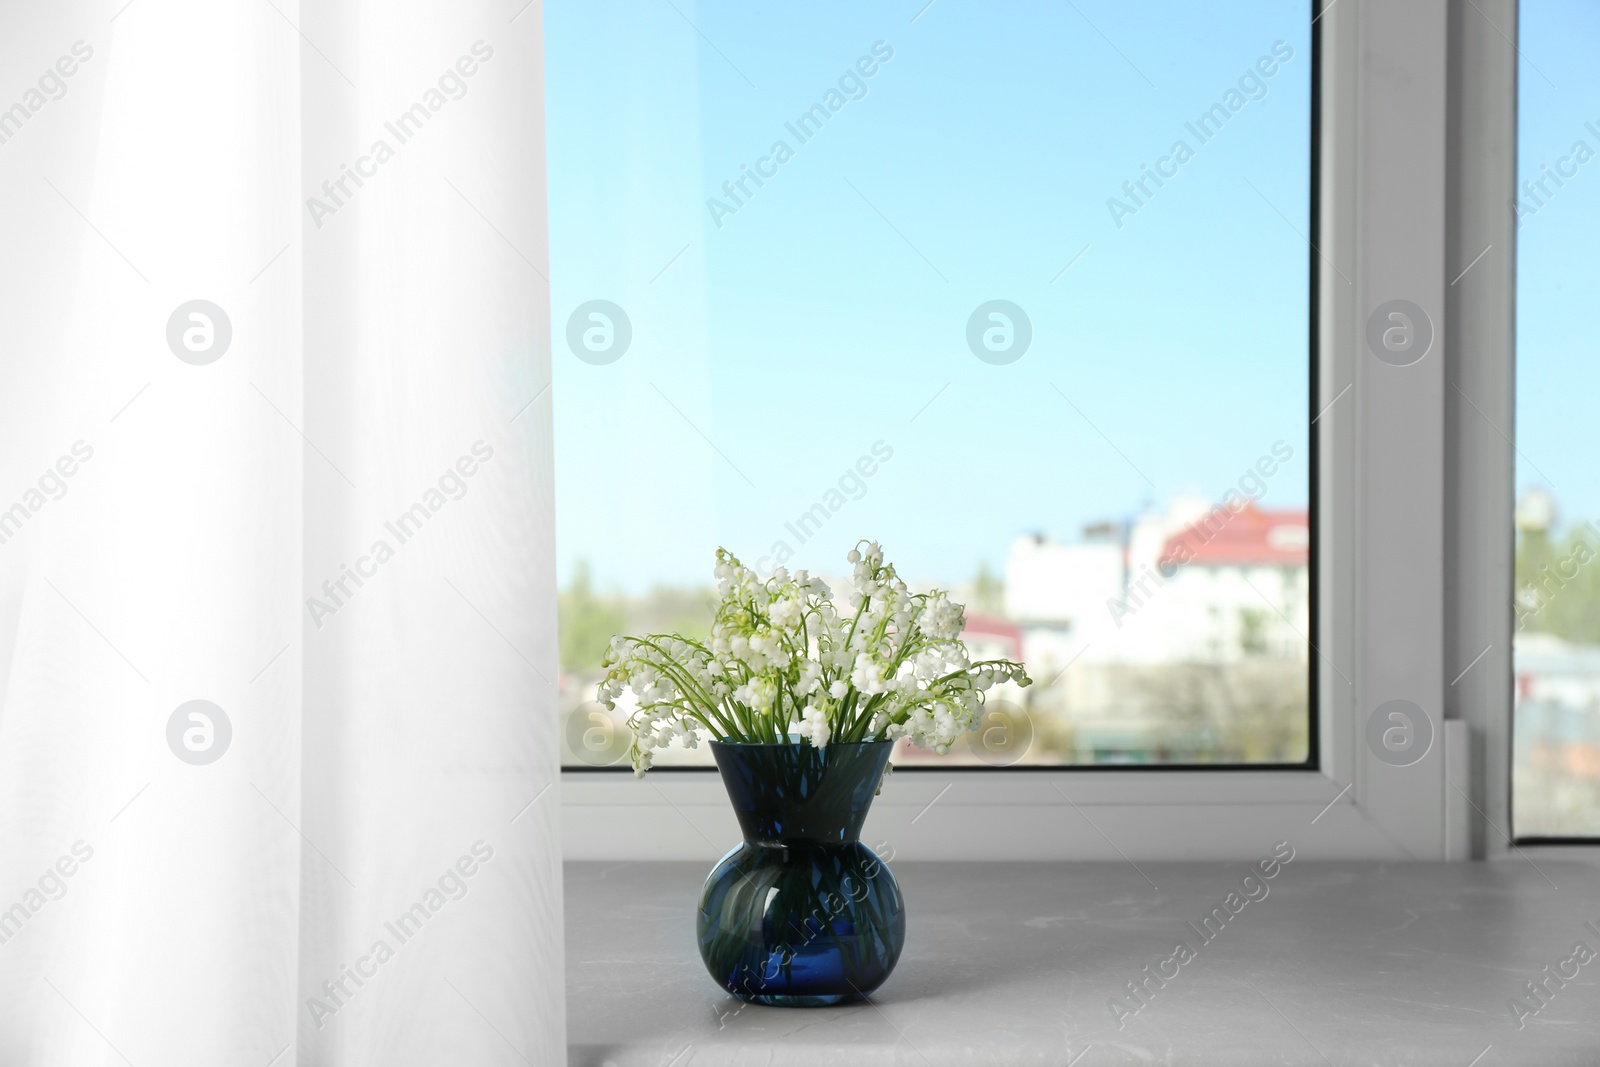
(730, 990), (861, 1008)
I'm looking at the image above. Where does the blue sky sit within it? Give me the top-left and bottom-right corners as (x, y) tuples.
(546, 1), (1312, 593)
(1517, 0), (1600, 532)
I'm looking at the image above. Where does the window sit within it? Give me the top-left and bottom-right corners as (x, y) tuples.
(548, 2), (1315, 770)
(1512, 0), (1600, 839)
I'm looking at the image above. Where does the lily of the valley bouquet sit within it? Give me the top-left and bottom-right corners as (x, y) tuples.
(599, 541), (1031, 776)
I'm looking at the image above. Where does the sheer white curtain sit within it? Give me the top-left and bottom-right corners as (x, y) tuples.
(0, 2), (563, 1064)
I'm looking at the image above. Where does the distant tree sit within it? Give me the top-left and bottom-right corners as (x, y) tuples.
(1238, 607), (1269, 657)
(626, 584), (716, 643)
(972, 560), (1005, 617)
(1515, 523), (1600, 643)
(1206, 662), (1309, 764)
(1122, 662), (1307, 764)
(558, 561), (626, 676)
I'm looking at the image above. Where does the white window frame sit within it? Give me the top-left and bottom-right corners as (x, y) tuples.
(561, 0), (1521, 862)
(1447, 0), (1517, 857)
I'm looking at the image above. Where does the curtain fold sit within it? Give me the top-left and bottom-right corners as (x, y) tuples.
(0, 1), (563, 1063)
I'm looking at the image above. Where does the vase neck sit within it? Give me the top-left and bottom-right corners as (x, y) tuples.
(710, 741), (891, 845)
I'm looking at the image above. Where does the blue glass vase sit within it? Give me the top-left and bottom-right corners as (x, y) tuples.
(698, 740), (905, 1007)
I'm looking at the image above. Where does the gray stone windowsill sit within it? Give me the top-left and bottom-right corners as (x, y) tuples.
(568, 857), (1600, 1066)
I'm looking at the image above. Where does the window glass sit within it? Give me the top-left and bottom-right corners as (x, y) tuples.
(1513, 0), (1600, 836)
(548, 2), (1313, 768)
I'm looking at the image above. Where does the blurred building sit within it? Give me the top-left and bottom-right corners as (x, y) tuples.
(1004, 498), (1309, 674)
(960, 613), (1024, 664)
(988, 498), (1311, 763)
(1513, 632), (1600, 835)
(1517, 632), (1600, 709)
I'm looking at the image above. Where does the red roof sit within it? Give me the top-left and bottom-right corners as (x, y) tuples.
(961, 613), (1024, 660)
(1160, 504), (1309, 568)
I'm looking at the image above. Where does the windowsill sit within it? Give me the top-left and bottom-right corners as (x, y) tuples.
(568, 857), (1600, 1065)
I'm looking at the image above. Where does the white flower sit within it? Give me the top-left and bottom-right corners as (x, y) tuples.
(795, 660), (823, 696)
(598, 542), (1031, 774)
(851, 652), (888, 694)
(769, 596), (803, 631)
(795, 705), (832, 748)
(733, 675), (778, 712)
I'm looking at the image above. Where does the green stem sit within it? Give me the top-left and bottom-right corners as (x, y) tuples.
(627, 636), (739, 737)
